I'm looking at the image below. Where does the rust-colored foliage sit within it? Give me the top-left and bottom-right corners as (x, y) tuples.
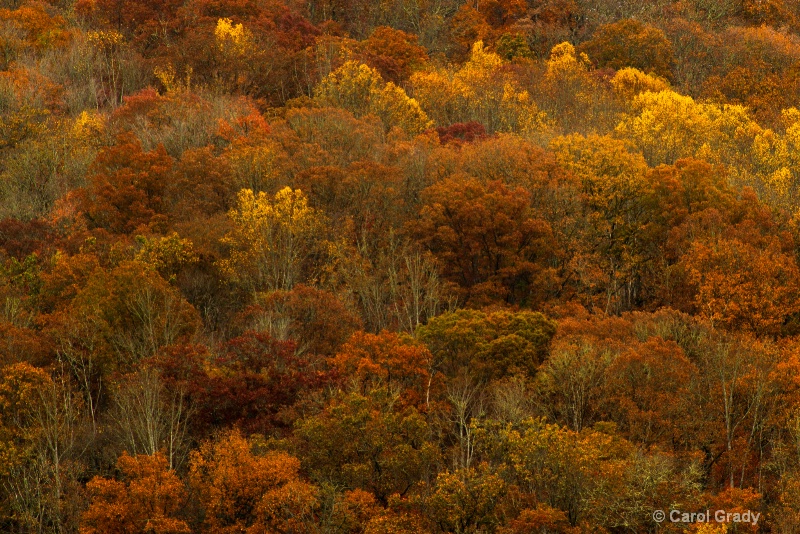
(81, 452), (190, 534)
(76, 134), (174, 235)
(238, 284), (361, 355)
(332, 331), (433, 407)
(151, 332), (331, 436)
(189, 429), (318, 533)
(411, 174), (556, 306)
(6, 0), (800, 531)
(436, 121), (488, 145)
(357, 26), (428, 84)
(579, 18), (674, 80)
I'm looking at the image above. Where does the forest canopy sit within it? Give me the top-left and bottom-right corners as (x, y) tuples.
(3, 0), (800, 532)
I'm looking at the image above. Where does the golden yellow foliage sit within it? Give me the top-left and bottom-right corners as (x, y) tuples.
(610, 67), (670, 100)
(0, 363), (51, 477)
(72, 110), (105, 145)
(214, 17), (253, 57)
(748, 108), (800, 208)
(86, 29), (123, 49)
(226, 138), (292, 192)
(691, 523), (729, 533)
(219, 187), (327, 292)
(615, 89), (761, 166)
(153, 63), (192, 94)
(134, 233), (198, 281)
(410, 41), (548, 136)
(545, 41), (591, 82)
(315, 60), (377, 115)
(315, 60), (432, 135)
(538, 42), (615, 134)
(426, 465), (506, 533)
(371, 81), (433, 135)
(549, 133), (654, 312)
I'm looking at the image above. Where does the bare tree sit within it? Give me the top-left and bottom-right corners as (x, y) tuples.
(490, 375), (535, 425)
(537, 342), (613, 432)
(5, 369), (87, 534)
(107, 368), (192, 471)
(447, 374), (485, 470)
(55, 311), (105, 435)
(340, 234), (453, 333)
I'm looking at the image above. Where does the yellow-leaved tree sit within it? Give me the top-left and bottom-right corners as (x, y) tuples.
(545, 41), (591, 82)
(0, 363), (51, 478)
(549, 134), (654, 313)
(537, 41), (614, 134)
(615, 89), (761, 167)
(215, 18), (254, 58)
(314, 60), (432, 135)
(213, 17), (261, 93)
(410, 41), (548, 136)
(749, 108), (800, 211)
(617, 83), (800, 212)
(219, 187), (328, 292)
(610, 67), (670, 101)
(225, 137), (293, 193)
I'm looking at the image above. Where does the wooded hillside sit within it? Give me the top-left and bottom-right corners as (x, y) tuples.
(2, 0), (800, 532)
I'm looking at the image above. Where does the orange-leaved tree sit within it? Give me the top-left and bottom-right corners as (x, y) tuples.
(81, 451), (190, 534)
(410, 173), (556, 307)
(189, 429), (318, 533)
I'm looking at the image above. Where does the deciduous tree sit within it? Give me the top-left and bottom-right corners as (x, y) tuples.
(189, 429), (318, 534)
(81, 452), (190, 534)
